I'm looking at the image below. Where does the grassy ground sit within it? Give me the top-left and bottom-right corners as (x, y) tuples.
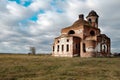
(0, 54), (119, 80)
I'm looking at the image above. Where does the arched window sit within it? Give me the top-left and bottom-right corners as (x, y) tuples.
(102, 44), (107, 53)
(68, 30), (75, 34)
(90, 30), (95, 36)
(88, 19), (92, 23)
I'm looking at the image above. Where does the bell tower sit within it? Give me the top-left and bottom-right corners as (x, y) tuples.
(86, 10), (99, 28)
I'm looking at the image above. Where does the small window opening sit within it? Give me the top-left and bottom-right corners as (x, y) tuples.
(67, 39), (69, 42)
(90, 30), (95, 36)
(58, 40), (60, 43)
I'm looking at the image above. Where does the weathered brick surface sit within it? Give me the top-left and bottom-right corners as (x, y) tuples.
(52, 10), (111, 57)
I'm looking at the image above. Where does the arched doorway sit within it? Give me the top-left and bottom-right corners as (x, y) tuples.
(73, 37), (81, 57)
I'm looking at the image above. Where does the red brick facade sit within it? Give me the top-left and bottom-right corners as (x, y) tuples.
(52, 10), (111, 57)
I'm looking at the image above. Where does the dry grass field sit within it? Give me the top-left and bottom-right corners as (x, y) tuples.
(0, 54), (119, 80)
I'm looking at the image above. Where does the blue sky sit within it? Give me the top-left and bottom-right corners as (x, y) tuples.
(0, 0), (120, 53)
(9, 0), (32, 7)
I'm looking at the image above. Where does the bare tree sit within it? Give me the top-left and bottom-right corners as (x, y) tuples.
(29, 47), (36, 55)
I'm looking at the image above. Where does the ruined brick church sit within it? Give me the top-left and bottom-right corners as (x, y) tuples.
(52, 10), (111, 57)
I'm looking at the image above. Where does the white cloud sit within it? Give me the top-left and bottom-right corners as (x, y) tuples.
(7, 2), (29, 19)
(29, 0), (51, 12)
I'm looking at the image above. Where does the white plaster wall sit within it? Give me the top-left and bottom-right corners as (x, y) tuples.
(53, 37), (73, 57)
(86, 46), (95, 52)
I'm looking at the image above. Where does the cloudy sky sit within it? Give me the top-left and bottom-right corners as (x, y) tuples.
(0, 0), (120, 53)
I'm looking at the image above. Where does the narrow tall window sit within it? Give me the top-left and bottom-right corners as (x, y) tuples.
(53, 46), (54, 52)
(57, 45), (59, 52)
(96, 18), (98, 23)
(83, 43), (86, 52)
(67, 44), (69, 52)
(62, 45), (64, 51)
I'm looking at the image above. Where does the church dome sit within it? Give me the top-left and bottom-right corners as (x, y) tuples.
(71, 19), (89, 27)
